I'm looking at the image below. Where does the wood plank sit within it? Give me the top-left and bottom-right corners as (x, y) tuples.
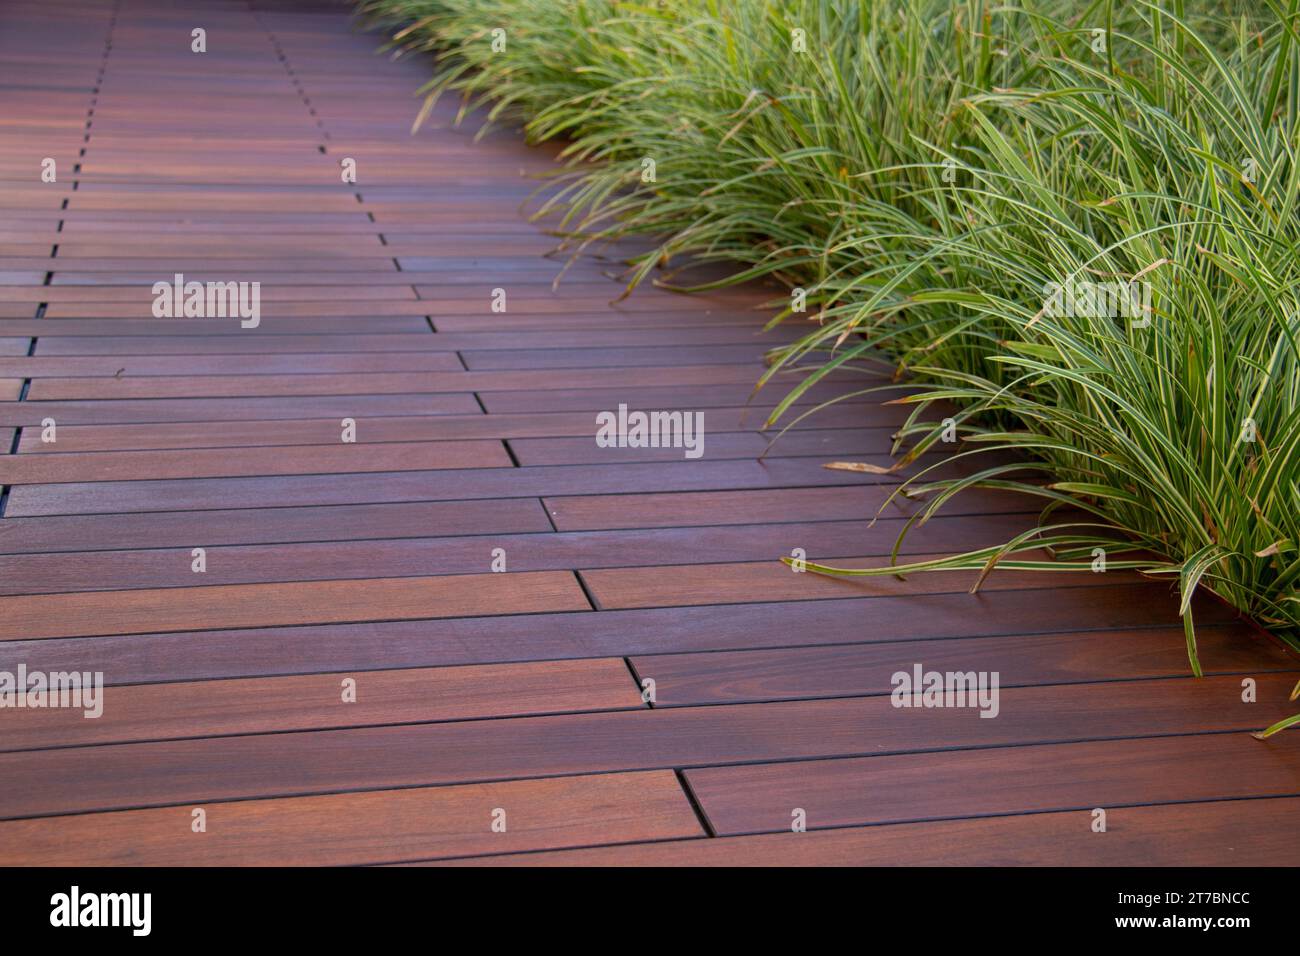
(26, 310), (764, 344)
(36, 300), (538, 319)
(0, 351), (466, 376)
(23, 364), (796, 400)
(0, 589), (1244, 687)
(12, 403), (889, 453)
(34, 259), (405, 276)
(413, 284), (774, 314)
(0, 571), (589, 641)
(544, 485), (1034, 531)
(46, 272), (429, 288)
(509, 428), (895, 466)
(460, 344), (775, 370)
(0, 393), (484, 426)
(0, 770), (702, 866)
(582, 554), (1122, 610)
(631, 628), (1296, 706)
(0, 439), (511, 483)
(0, 674), (1291, 819)
(0, 497), (552, 553)
(480, 382), (876, 413)
(20, 326), (791, 356)
(1, 457), (880, 516)
(685, 732), (1300, 835)
(0, 284), (419, 302)
(433, 311), (769, 332)
(428, 796), (1300, 866)
(2, 317), (432, 336)
(0, 515), (1055, 594)
(1, 658), (642, 751)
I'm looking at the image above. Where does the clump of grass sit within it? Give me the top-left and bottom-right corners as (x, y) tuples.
(360, 0), (1300, 734)
(776, 5), (1300, 735)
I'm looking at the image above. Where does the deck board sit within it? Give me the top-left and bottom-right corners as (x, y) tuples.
(1, 675), (1295, 820)
(0, 771), (702, 866)
(1, 658), (643, 752)
(419, 797), (1300, 866)
(684, 734), (1300, 835)
(1, 0), (1297, 866)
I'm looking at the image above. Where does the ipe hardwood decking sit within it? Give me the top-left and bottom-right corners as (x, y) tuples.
(0, 0), (1297, 867)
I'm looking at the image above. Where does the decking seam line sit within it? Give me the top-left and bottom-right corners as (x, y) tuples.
(622, 657), (651, 708)
(539, 497), (559, 532)
(673, 770), (718, 838)
(573, 569), (602, 611)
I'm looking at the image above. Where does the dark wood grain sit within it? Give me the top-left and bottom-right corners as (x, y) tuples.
(0, 588), (1245, 686)
(0, 439), (511, 483)
(1, 658), (642, 752)
(685, 733), (1300, 835)
(0, 770), (702, 866)
(0, 571), (589, 640)
(0, 675), (1292, 820)
(543, 485), (1037, 530)
(0, 515), (1058, 593)
(0, 497), (553, 553)
(23, 364), (794, 400)
(632, 628), (1296, 706)
(581, 553), (1123, 610)
(0, 393), (484, 427)
(12, 403), (888, 453)
(426, 796), (1300, 866)
(1, 458), (883, 516)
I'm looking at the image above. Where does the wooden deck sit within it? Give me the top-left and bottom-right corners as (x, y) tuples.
(1, 0), (1298, 867)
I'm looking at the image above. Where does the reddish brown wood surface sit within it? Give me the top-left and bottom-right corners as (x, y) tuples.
(1, 0), (1297, 866)
(419, 797), (1300, 866)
